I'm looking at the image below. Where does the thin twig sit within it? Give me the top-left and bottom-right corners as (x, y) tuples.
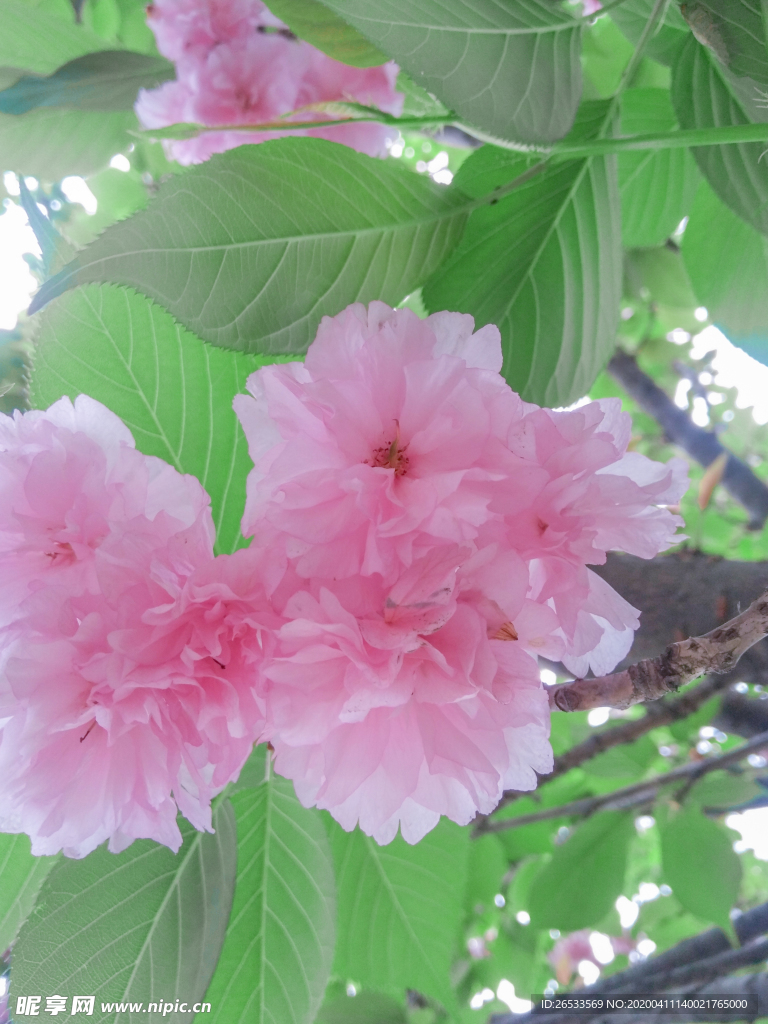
(477, 730), (768, 834)
(546, 589), (768, 714)
(480, 674), (733, 822)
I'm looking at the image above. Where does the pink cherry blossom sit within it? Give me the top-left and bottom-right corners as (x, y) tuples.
(0, 397), (271, 857)
(262, 547), (554, 844)
(136, 0), (402, 164)
(235, 302), (687, 843)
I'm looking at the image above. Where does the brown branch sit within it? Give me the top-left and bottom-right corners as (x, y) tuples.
(489, 900), (768, 1024)
(480, 673), (733, 823)
(547, 589), (768, 713)
(477, 729), (768, 834)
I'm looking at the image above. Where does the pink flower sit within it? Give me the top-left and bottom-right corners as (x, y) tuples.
(548, 929), (635, 986)
(262, 548), (554, 844)
(136, 0), (403, 164)
(499, 400), (687, 675)
(0, 397), (271, 857)
(235, 302), (687, 843)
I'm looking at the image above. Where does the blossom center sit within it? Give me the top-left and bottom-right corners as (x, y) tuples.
(367, 422), (410, 476)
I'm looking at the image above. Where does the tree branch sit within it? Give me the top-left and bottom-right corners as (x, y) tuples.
(477, 729), (768, 834)
(547, 589), (768, 714)
(489, 900), (768, 1024)
(607, 350), (768, 529)
(480, 673), (733, 822)
(592, 552), (768, 685)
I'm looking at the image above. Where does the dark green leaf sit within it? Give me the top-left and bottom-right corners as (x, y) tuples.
(682, 179), (768, 361)
(206, 778), (335, 1024)
(609, 0), (690, 66)
(423, 103), (622, 406)
(30, 284), (276, 555)
(0, 51), (174, 114)
(527, 812), (634, 931)
(265, 0), (388, 67)
(584, 735), (659, 779)
(31, 139), (469, 354)
(329, 817), (469, 1008)
(12, 803), (236, 1023)
(0, 0), (109, 76)
(316, 993), (407, 1024)
(0, 835), (57, 951)
(660, 808), (741, 928)
(0, 106), (136, 180)
(320, 0), (583, 145)
(680, 1), (768, 84)
(672, 34), (768, 236)
(619, 88), (700, 247)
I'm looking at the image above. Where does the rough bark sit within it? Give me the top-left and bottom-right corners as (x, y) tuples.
(546, 588), (768, 713)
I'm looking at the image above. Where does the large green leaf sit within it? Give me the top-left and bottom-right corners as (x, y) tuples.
(683, 178), (768, 360)
(680, 1), (768, 84)
(527, 812), (634, 931)
(672, 34), (768, 236)
(0, 51), (174, 115)
(423, 103), (622, 406)
(12, 803), (236, 1024)
(266, 0), (388, 67)
(609, 0), (690, 66)
(31, 139), (469, 354)
(0, 106), (136, 180)
(329, 817), (469, 1009)
(206, 778), (335, 1024)
(660, 808), (742, 929)
(0, 0), (109, 76)
(30, 284), (276, 555)
(320, 0), (583, 145)
(619, 88), (700, 247)
(0, 835), (57, 951)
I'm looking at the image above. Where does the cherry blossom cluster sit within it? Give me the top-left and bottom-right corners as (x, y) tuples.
(135, 0), (403, 164)
(0, 304), (686, 858)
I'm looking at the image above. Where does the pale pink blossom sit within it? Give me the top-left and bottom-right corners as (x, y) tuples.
(0, 397), (271, 857)
(235, 302), (687, 843)
(500, 399), (687, 675)
(136, 0), (402, 164)
(262, 547), (554, 844)
(549, 929), (635, 986)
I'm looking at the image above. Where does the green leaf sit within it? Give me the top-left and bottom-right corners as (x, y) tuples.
(0, 51), (174, 114)
(584, 735), (659, 779)
(12, 802), (236, 1021)
(0, 107), (136, 180)
(680, 1), (768, 85)
(0, 835), (57, 951)
(682, 179), (768, 361)
(671, 34), (768, 237)
(316, 993), (407, 1024)
(29, 284), (277, 555)
(206, 778), (335, 1024)
(465, 833), (507, 912)
(0, 0), (110, 76)
(329, 817), (469, 1008)
(609, 0), (690, 66)
(31, 139), (469, 354)
(527, 812), (634, 931)
(319, 0), (583, 145)
(625, 246), (698, 310)
(423, 102), (622, 406)
(660, 808), (742, 928)
(265, 0), (388, 67)
(619, 88), (700, 247)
